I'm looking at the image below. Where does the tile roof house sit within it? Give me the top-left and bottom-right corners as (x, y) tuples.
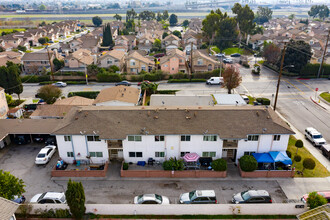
(125, 50), (154, 74)
(163, 34), (180, 50)
(7, 108), (24, 119)
(62, 49), (95, 72)
(114, 35), (137, 52)
(138, 34), (156, 52)
(0, 51), (22, 67)
(0, 87), (8, 119)
(30, 105), (74, 119)
(53, 96), (94, 106)
(93, 86), (141, 106)
(64, 34), (101, 53)
(160, 49), (187, 74)
(21, 51), (57, 74)
(98, 50), (126, 71)
(192, 50), (220, 72)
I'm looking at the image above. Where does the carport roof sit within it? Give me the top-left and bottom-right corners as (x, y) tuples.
(0, 119), (61, 139)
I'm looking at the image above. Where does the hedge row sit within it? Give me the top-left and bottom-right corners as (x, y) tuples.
(256, 98), (270, 105)
(54, 72), (85, 76)
(21, 75), (50, 83)
(168, 79), (207, 83)
(96, 72), (122, 82)
(67, 91), (100, 99)
(156, 90), (179, 94)
(300, 63), (330, 78)
(169, 69), (221, 80)
(96, 72), (166, 82)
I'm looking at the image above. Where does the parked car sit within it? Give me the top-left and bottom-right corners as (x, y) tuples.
(241, 95), (250, 104)
(134, 194), (170, 204)
(32, 134), (48, 143)
(45, 136), (57, 146)
(232, 190), (272, 204)
(35, 145), (56, 165)
(24, 104), (38, 112)
(179, 190), (217, 204)
(231, 53), (241, 57)
(138, 80), (151, 86)
(301, 191), (330, 203)
(14, 135), (31, 145)
(206, 77), (223, 85)
(30, 192), (66, 204)
(215, 53), (225, 57)
(154, 53), (165, 58)
(321, 144), (330, 160)
(305, 127), (326, 147)
(12, 195), (26, 204)
(115, 81), (131, 86)
(223, 58), (233, 64)
(52, 81), (67, 87)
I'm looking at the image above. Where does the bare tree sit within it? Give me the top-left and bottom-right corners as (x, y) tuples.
(222, 65), (242, 94)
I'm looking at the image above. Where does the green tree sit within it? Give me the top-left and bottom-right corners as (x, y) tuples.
(113, 13), (122, 21)
(279, 40), (312, 73)
(156, 12), (163, 21)
(141, 82), (159, 95)
(66, 179), (86, 219)
(6, 64), (23, 99)
(162, 32), (169, 39)
(222, 65), (242, 94)
(139, 10), (155, 21)
(169, 14), (178, 26)
(163, 10), (169, 20)
(288, 14), (295, 20)
(232, 3), (256, 41)
(0, 170), (25, 200)
(17, 45), (27, 52)
(262, 42), (280, 65)
(307, 192), (327, 209)
(255, 6), (272, 24)
(126, 9), (137, 23)
(53, 58), (64, 71)
(172, 30), (182, 39)
(308, 5), (329, 20)
(151, 38), (162, 52)
(37, 85), (62, 104)
(39, 4), (46, 10)
(92, 16), (103, 27)
(5, 93), (13, 105)
(214, 17), (238, 52)
(302, 158), (316, 173)
(182, 19), (189, 28)
(295, 139), (304, 154)
(38, 37), (48, 45)
(87, 64), (99, 76)
(202, 10), (222, 44)
(102, 23), (113, 47)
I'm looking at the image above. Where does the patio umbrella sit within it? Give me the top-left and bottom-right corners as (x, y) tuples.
(183, 153), (200, 162)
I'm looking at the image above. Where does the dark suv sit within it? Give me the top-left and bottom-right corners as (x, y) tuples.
(14, 135), (31, 145)
(232, 190), (272, 204)
(45, 136), (57, 146)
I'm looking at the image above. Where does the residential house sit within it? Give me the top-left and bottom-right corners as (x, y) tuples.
(188, 18), (203, 32)
(125, 50), (154, 74)
(63, 34), (101, 53)
(192, 50), (219, 72)
(150, 94), (213, 106)
(114, 35), (137, 52)
(30, 105), (74, 119)
(183, 30), (200, 53)
(53, 96), (94, 106)
(7, 108), (24, 119)
(0, 87), (8, 119)
(159, 49), (187, 74)
(21, 51), (57, 74)
(93, 86), (140, 106)
(163, 34), (180, 50)
(0, 51), (22, 67)
(0, 34), (22, 51)
(62, 49), (95, 72)
(138, 34), (155, 52)
(98, 50), (126, 70)
(51, 105), (294, 163)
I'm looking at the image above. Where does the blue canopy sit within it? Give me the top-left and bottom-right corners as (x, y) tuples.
(269, 151), (292, 165)
(252, 153), (274, 163)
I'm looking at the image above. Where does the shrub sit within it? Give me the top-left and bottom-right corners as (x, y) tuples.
(172, 72), (188, 79)
(191, 79), (207, 82)
(96, 72), (122, 82)
(302, 158), (316, 172)
(162, 157), (184, 171)
(36, 208), (71, 218)
(239, 155), (258, 172)
(143, 72), (164, 81)
(242, 63), (250, 68)
(156, 90), (179, 94)
(256, 97), (270, 105)
(211, 159), (227, 171)
(307, 191), (327, 209)
(68, 91), (100, 99)
(301, 63), (330, 78)
(65, 179), (86, 219)
(286, 151), (292, 158)
(168, 79), (190, 83)
(193, 69), (220, 79)
(123, 162), (129, 170)
(294, 155), (302, 162)
(20, 75), (50, 83)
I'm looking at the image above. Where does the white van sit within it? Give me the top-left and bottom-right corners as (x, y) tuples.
(206, 77), (223, 85)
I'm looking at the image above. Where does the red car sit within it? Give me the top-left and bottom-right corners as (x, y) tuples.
(138, 80), (151, 86)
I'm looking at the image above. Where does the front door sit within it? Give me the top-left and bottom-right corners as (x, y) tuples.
(109, 149), (123, 160)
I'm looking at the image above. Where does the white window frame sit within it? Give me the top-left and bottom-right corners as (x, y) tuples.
(247, 135), (259, 141)
(154, 135), (164, 142)
(273, 135), (281, 141)
(202, 152), (216, 157)
(64, 135), (71, 142)
(67, 152), (74, 157)
(89, 152), (103, 157)
(203, 135), (217, 141)
(87, 135), (101, 142)
(181, 135), (191, 141)
(155, 152), (165, 157)
(128, 135), (142, 142)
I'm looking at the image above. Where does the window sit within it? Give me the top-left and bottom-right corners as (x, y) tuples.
(141, 65), (146, 71)
(197, 59), (203, 65)
(247, 135), (259, 141)
(273, 135), (281, 141)
(64, 135), (71, 142)
(130, 59), (136, 66)
(203, 135), (217, 141)
(129, 152), (143, 157)
(67, 152), (74, 157)
(128, 135), (142, 141)
(90, 152), (103, 157)
(87, 135), (100, 142)
(181, 135), (191, 141)
(164, 64), (168, 67)
(155, 152), (165, 157)
(181, 152), (190, 157)
(155, 135), (164, 142)
(172, 68), (175, 70)
(107, 59), (113, 64)
(244, 151), (255, 156)
(208, 64), (212, 71)
(202, 152), (216, 157)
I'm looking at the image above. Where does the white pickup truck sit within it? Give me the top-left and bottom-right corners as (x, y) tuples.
(304, 127), (326, 147)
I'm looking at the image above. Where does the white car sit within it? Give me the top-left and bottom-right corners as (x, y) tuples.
(52, 81), (67, 87)
(134, 194), (170, 205)
(305, 127), (326, 147)
(30, 192), (66, 204)
(35, 145), (56, 165)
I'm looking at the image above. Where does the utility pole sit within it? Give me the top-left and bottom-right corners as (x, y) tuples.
(190, 42), (193, 78)
(273, 43), (287, 111)
(46, 46), (55, 81)
(317, 29), (330, 78)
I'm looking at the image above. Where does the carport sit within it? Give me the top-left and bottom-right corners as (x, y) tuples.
(0, 119), (61, 146)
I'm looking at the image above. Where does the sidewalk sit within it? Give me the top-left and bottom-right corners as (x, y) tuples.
(310, 95), (330, 111)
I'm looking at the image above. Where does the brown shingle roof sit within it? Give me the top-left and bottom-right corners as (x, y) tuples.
(53, 106), (294, 139)
(30, 105), (73, 118)
(53, 96), (94, 106)
(22, 52), (53, 61)
(93, 86), (140, 105)
(67, 49), (94, 65)
(127, 51), (153, 65)
(100, 50), (126, 61)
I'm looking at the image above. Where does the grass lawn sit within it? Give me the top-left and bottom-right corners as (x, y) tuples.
(223, 47), (244, 55)
(211, 46), (220, 54)
(320, 92), (330, 103)
(247, 95), (255, 105)
(144, 96), (150, 106)
(31, 46), (44, 49)
(32, 99), (39, 104)
(257, 60), (264, 65)
(287, 136), (330, 177)
(0, 28), (25, 34)
(25, 50), (32, 53)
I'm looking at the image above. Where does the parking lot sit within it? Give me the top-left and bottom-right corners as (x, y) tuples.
(0, 143), (289, 204)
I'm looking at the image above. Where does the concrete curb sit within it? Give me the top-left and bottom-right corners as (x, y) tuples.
(319, 95), (330, 107)
(310, 96), (327, 110)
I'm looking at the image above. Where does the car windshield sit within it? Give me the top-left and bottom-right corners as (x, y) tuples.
(189, 190), (196, 200)
(241, 191), (251, 201)
(137, 195), (143, 203)
(37, 153), (46, 158)
(60, 195), (65, 203)
(313, 135), (322, 139)
(155, 194), (162, 202)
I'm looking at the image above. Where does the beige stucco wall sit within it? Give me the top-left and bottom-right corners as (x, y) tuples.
(0, 89), (8, 119)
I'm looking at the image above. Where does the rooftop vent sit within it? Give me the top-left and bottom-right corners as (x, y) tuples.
(185, 116), (191, 120)
(154, 116), (159, 119)
(256, 111), (259, 117)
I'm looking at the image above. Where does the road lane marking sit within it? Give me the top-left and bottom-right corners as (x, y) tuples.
(282, 79), (304, 94)
(295, 79), (315, 92)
